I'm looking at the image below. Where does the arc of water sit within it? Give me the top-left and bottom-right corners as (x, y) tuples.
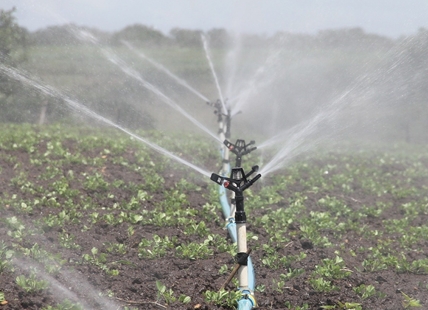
(69, 28), (221, 144)
(224, 33), (242, 99)
(201, 34), (227, 114)
(13, 258), (118, 310)
(259, 36), (420, 176)
(231, 48), (282, 116)
(122, 40), (210, 103)
(258, 80), (365, 176)
(0, 63), (212, 178)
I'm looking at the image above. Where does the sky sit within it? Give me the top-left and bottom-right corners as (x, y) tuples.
(3, 0), (428, 38)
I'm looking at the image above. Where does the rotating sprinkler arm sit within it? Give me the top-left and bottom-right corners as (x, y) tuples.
(206, 99), (229, 124)
(210, 166), (260, 194)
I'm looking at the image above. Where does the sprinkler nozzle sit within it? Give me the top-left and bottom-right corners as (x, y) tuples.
(210, 173), (224, 186)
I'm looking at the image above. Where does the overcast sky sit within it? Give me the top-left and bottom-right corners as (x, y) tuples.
(3, 0), (428, 38)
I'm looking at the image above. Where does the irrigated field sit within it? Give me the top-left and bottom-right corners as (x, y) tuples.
(1, 124), (428, 310)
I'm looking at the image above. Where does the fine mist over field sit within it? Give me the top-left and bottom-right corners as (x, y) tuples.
(2, 4), (428, 310)
(1, 15), (428, 150)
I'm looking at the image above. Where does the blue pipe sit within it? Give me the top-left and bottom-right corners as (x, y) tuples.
(237, 293), (257, 310)
(238, 299), (254, 310)
(218, 184), (230, 220)
(246, 257), (255, 292)
(226, 220), (237, 243)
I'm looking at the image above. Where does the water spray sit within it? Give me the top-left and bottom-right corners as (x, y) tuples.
(211, 166), (261, 309)
(0, 63), (212, 178)
(201, 34), (227, 114)
(69, 27), (221, 144)
(123, 40), (210, 103)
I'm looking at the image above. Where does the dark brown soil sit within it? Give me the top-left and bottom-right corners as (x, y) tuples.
(1, 130), (428, 310)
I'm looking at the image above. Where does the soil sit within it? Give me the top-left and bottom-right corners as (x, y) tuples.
(1, 135), (428, 310)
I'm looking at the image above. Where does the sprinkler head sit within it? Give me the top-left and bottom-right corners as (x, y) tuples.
(224, 139), (258, 167)
(224, 139), (257, 156)
(210, 168), (261, 194)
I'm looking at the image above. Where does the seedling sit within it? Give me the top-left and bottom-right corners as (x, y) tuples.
(309, 277), (337, 292)
(0, 291), (6, 305)
(313, 256), (352, 280)
(401, 292), (422, 308)
(353, 284), (377, 299)
(42, 299), (83, 310)
(16, 272), (49, 293)
(155, 281), (191, 305)
(175, 240), (213, 260)
(204, 289), (242, 308)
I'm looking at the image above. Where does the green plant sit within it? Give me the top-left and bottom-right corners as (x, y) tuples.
(401, 292), (422, 308)
(82, 247), (119, 276)
(219, 264), (229, 275)
(284, 301), (309, 309)
(0, 242), (14, 273)
(0, 291), (6, 304)
(184, 221), (210, 236)
(104, 242), (127, 255)
(321, 302), (362, 310)
(138, 235), (177, 258)
(16, 272), (49, 293)
(203, 289), (241, 308)
(255, 284), (266, 293)
(155, 281), (190, 305)
(42, 299), (83, 310)
(313, 256), (352, 279)
(59, 232), (81, 250)
(309, 277), (336, 292)
(353, 284), (377, 299)
(175, 240), (213, 260)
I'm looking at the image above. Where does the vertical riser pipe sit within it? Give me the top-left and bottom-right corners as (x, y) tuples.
(237, 223), (249, 290)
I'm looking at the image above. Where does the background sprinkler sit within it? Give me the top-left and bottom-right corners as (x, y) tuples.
(211, 166), (261, 309)
(224, 139), (257, 167)
(207, 99), (232, 175)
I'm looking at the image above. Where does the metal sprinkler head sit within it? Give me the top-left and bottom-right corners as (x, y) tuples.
(210, 166), (261, 194)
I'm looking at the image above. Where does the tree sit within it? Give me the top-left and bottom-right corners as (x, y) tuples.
(170, 28), (203, 47)
(207, 28), (229, 48)
(0, 7), (27, 97)
(111, 24), (169, 46)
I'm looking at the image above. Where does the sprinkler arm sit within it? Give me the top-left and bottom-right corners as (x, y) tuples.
(206, 99), (223, 122)
(210, 166), (261, 194)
